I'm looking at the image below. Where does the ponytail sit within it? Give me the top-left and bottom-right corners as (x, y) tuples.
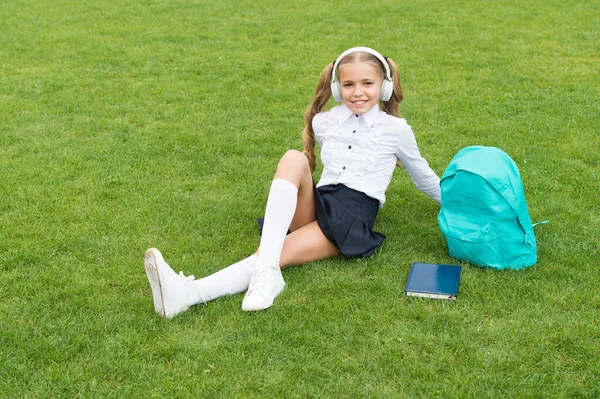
(302, 62), (333, 173)
(381, 57), (404, 118)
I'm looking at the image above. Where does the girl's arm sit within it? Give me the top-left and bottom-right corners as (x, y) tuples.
(395, 131), (441, 204)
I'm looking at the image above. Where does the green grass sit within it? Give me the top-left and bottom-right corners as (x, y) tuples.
(1, 0), (599, 397)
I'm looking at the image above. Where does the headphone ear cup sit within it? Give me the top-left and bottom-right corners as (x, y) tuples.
(331, 81), (342, 102)
(380, 79), (393, 101)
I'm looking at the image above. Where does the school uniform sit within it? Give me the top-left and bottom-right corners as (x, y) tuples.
(312, 104), (441, 257)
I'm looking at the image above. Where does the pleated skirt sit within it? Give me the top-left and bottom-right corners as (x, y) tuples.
(314, 183), (385, 258)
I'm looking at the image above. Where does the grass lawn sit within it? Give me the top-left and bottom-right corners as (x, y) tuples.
(1, 0), (598, 397)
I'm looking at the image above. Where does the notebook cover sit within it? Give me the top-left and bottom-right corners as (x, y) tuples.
(405, 262), (462, 300)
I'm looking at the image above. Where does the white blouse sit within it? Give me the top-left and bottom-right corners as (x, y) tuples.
(313, 104), (441, 206)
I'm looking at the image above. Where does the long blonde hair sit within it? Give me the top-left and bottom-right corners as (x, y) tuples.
(302, 52), (404, 173)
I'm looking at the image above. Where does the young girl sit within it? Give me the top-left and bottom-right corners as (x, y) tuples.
(144, 47), (441, 318)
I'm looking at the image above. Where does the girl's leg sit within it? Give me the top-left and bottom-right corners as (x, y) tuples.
(254, 149), (315, 268)
(242, 150), (315, 311)
(191, 255), (257, 303)
(144, 221), (339, 318)
(242, 150), (335, 311)
(279, 220), (339, 267)
(145, 150), (333, 317)
(145, 248), (259, 318)
(191, 222), (338, 308)
(260, 150), (340, 266)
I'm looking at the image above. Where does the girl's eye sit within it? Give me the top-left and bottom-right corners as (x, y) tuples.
(364, 82), (373, 86)
(343, 83), (353, 88)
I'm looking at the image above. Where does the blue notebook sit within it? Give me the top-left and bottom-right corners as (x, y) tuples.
(405, 262), (462, 300)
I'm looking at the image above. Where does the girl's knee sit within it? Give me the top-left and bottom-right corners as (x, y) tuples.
(278, 150), (309, 170)
(275, 150), (311, 182)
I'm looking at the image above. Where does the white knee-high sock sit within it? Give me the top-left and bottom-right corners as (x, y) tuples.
(256, 178), (298, 269)
(187, 255), (257, 305)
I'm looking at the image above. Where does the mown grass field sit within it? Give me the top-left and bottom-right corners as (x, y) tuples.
(1, 0), (598, 397)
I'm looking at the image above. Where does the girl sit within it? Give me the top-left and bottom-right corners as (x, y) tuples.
(144, 47), (441, 318)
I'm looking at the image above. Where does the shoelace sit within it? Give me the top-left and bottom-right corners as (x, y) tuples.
(178, 271), (195, 282)
(178, 271), (207, 304)
(247, 267), (277, 294)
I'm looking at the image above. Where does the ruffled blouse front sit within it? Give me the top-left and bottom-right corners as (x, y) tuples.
(313, 104), (441, 206)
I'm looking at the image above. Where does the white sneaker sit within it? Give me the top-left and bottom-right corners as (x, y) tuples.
(241, 265), (285, 311)
(144, 248), (195, 319)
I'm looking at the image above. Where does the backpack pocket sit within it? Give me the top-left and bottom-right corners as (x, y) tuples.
(438, 212), (506, 269)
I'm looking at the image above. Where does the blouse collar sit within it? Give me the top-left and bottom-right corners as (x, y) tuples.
(336, 103), (380, 128)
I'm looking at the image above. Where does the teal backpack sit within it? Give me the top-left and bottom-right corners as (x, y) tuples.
(438, 146), (545, 270)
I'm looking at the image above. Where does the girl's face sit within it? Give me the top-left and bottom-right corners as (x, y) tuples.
(338, 61), (382, 115)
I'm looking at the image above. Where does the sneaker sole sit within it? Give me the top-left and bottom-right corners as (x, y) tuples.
(144, 248), (167, 318)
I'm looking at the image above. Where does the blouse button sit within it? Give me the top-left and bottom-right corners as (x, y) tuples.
(354, 114), (359, 118)
(352, 130), (356, 133)
(342, 166), (346, 170)
(348, 145), (352, 149)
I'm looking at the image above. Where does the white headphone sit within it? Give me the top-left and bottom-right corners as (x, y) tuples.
(330, 47), (394, 103)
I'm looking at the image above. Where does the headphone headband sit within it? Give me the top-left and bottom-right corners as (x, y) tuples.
(331, 47), (392, 85)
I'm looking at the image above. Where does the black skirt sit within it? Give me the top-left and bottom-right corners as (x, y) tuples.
(314, 183), (385, 258)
